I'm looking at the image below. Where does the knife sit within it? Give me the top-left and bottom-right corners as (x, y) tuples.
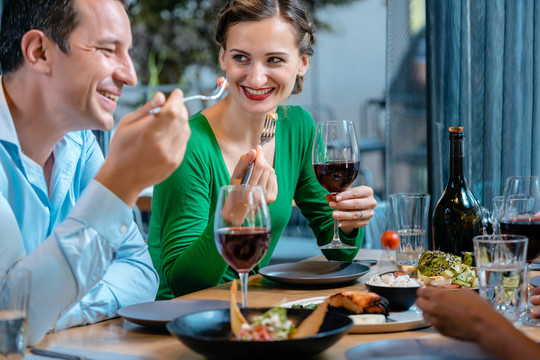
(30, 348), (88, 360)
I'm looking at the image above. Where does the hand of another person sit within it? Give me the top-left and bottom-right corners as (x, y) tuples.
(416, 286), (513, 342)
(531, 286), (540, 318)
(96, 89), (190, 207)
(326, 185), (377, 234)
(230, 146), (278, 204)
(416, 286), (540, 359)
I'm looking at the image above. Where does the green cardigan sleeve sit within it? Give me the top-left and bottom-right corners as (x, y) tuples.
(150, 115), (231, 297)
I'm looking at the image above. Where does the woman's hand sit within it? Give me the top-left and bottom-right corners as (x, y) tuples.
(230, 146), (278, 203)
(326, 185), (377, 234)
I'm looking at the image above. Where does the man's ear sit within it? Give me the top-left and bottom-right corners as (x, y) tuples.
(20, 30), (56, 74)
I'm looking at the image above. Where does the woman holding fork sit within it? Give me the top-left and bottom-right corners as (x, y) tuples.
(148, 0), (377, 299)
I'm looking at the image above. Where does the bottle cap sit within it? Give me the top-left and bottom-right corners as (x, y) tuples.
(449, 126), (464, 133)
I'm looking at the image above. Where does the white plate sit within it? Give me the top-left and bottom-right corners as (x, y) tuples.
(280, 296), (429, 333)
(346, 338), (497, 359)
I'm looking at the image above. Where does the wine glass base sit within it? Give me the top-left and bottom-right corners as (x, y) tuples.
(318, 243), (357, 250)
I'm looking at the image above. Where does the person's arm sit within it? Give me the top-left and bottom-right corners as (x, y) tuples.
(0, 181), (129, 346)
(292, 108), (363, 260)
(416, 286), (540, 360)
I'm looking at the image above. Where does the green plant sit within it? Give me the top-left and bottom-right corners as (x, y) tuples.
(128, 0), (361, 85)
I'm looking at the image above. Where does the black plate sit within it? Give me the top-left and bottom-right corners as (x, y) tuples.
(167, 307), (352, 358)
(258, 261), (370, 285)
(118, 299), (232, 328)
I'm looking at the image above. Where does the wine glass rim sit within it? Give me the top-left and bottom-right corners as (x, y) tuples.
(473, 234), (529, 243)
(389, 192), (430, 199)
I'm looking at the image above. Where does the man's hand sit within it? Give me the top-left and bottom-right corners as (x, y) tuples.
(95, 89), (190, 207)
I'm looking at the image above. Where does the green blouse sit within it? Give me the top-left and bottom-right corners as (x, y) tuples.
(148, 105), (363, 299)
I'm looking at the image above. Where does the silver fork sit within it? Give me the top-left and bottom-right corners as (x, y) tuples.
(240, 113), (277, 185)
(148, 77), (228, 115)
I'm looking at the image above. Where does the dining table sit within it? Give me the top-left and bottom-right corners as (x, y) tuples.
(32, 249), (540, 359)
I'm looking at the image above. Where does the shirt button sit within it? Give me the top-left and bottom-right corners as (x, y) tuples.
(120, 225), (128, 234)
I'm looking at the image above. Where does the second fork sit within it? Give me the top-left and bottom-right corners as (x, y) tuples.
(240, 113), (278, 185)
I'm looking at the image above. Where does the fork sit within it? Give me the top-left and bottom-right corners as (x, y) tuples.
(148, 77), (228, 115)
(240, 113), (278, 185)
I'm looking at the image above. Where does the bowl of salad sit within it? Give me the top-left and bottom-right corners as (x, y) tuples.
(167, 307), (352, 358)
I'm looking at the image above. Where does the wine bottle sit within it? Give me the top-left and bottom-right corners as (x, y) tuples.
(432, 126), (483, 255)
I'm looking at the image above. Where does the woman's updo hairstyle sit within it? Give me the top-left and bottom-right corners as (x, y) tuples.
(215, 0), (316, 94)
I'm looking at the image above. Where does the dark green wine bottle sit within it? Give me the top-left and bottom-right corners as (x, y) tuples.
(432, 126), (483, 255)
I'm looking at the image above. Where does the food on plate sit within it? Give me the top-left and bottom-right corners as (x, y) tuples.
(380, 230), (400, 250)
(290, 300), (328, 339)
(291, 303), (320, 310)
(415, 250), (478, 288)
(229, 280), (328, 341)
(349, 314), (386, 325)
(367, 272), (421, 287)
(238, 307), (296, 341)
(328, 291), (390, 316)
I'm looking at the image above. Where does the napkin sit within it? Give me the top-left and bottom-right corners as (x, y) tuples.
(26, 346), (154, 360)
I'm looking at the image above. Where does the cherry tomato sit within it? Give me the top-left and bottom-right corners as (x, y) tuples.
(380, 230), (400, 250)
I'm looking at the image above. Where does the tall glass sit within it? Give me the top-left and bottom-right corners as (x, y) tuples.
(473, 234), (528, 327)
(214, 185), (271, 307)
(312, 120), (360, 250)
(499, 176), (540, 325)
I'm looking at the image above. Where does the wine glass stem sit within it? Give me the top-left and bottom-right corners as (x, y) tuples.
(331, 218), (341, 246)
(239, 272), (248, 308)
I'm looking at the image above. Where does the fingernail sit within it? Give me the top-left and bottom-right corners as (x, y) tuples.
(336, 195), (342, 201)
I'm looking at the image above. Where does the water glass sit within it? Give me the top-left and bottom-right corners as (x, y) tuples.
(473, 235), (528, 326)
(389, 193), (430, 265)
(0, 269), (30, 359)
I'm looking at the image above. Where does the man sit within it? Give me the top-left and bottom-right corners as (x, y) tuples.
(0, 0), (190, 345)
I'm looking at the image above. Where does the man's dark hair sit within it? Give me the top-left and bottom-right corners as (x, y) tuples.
(0, 0), (128, 74)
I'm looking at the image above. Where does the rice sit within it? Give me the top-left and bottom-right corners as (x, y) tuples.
(367, 272), (421, 287)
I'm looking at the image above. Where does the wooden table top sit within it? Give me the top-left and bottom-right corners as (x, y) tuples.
(34, 249), (540, 359)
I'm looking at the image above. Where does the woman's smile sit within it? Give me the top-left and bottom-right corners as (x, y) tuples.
(241, 86), (274, 101)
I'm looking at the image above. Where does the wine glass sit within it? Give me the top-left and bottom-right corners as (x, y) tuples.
(214, 185), (271, 308)
(312, 120), (360, 250)
(500, 176), (540, 326)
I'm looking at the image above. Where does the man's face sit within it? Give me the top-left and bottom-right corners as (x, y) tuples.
(50, 0), (137, 132)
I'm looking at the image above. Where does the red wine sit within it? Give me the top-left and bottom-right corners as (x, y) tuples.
(216, 227), (270, 272)
(500, 220), (540, 263)
(312, 161), (359, 193)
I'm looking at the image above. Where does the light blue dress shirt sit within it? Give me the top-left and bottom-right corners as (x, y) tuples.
(0, 78), (158, 345)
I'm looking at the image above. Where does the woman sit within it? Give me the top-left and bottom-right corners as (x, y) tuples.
(148, 0), (377, 299)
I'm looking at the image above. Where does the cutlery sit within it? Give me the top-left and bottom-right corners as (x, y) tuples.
(149, 76), (228, 115)
(30, 348), (89, 360)
(240, 113), (278, 185)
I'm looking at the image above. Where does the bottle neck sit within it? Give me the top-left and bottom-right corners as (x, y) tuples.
(449, 136), (465, 182)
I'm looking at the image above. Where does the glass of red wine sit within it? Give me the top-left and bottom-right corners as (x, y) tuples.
(312, 120), (360, 250)
(214, 185), (271, 307)
(500, 175), (540, 326)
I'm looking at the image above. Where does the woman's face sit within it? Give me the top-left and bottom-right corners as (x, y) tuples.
(220, 15), (309, 116)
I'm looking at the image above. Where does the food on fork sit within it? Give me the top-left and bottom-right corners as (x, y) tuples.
(328, 291), (390, 316)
